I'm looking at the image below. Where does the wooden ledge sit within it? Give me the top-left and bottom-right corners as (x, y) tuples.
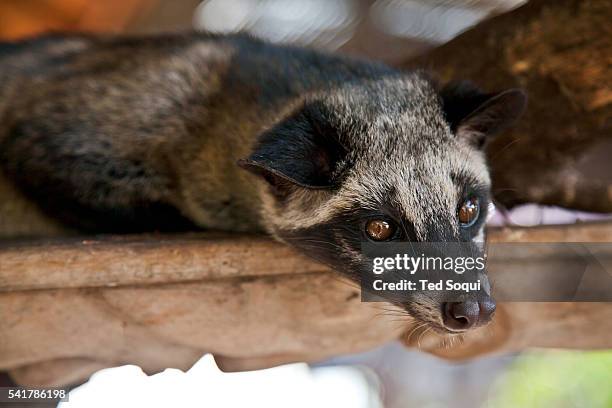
(1, 221), (611, 387)
(2, 221), (611, 292)
(0, 233), (328, 292)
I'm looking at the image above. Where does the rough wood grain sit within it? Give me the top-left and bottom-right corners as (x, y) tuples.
(3, 222), (612, 292)
(0, 234), (327, 292)
(416, 302), (612, 360)
(1, 222), (611, 386)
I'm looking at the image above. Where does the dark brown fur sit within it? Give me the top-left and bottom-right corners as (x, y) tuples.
(0, 32), (401, 233)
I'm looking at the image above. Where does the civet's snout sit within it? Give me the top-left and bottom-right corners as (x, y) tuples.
(442, 297), (496, 332)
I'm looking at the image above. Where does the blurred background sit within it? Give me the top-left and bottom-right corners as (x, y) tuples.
(1, 1), (610, 408)
(0, 0), (526, 63)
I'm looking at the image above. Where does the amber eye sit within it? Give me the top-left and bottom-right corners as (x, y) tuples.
(365, 219), (396, 241)
(458, 197), (480, 227)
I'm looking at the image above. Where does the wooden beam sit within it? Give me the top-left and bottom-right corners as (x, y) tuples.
(1, 222), (611, 386)
(3, 222), (611, 292)
(0, 234), (327, 292)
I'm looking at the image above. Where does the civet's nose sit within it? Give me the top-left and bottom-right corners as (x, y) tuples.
(442, 298), (496, 331)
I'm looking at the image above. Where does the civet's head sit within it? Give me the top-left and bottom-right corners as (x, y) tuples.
(240, 73), (526, 333)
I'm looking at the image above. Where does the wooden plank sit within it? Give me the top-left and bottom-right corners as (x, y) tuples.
(0, 234), (328, 292)
(0, 273), (404, 386)
(2, 222), (611, 292)
(413, 302), (612, 361)
(488, 222), (612, 243)
(1, 222), (611, 386)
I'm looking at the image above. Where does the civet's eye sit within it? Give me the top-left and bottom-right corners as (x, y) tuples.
(365, 219), (396, 241)
(458, 197), (480, 227)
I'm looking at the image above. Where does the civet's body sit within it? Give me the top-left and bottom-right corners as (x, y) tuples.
(0, 32), (526, 332)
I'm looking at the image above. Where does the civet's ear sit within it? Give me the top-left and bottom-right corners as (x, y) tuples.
(440, 81), (527, 149)
(238, 102), (348, 197)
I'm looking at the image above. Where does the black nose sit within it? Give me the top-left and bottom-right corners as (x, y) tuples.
(442, 299), (496, 331)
